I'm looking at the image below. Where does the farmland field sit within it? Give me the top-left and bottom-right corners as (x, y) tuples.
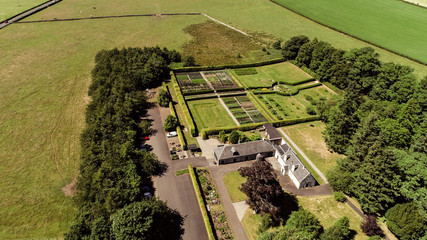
(232, 62), (313, 88)
(272, 0), (427, 64)
(187, 98), (236, 130)
(281, 121), (344, 175)
(0, 0), (46, 20)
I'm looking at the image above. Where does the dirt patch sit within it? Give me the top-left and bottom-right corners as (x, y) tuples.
(62, 178), (77, 197)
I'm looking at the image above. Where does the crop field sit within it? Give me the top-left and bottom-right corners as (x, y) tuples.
(222, 96), (267, 124)
(256, 86), (335, 120)
(175, 72), (211, 94)
(272, 0), (427, 64)
(0, 0), (46, 20)
(202, 70), (239, 90)
(232, 62), (314, 88)
(187, 98), (236, 130)
(281, 121), (344, 175)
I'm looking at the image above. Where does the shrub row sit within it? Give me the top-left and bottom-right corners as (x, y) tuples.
(176, 126), (187, 150)
(247, 92), (276, 122)
(171, 72), (197, 136)
(201, 122), (266, 139)
(182, 89), (215, 96)
(172, 57), (285, 72)
(215, 87), (245, 92)
(234, 67), (258, 76)
(218, 92), (247, 98)
(185, 95), (218, 101)
(277, 77), (316, 86)
(188, 164), (216, 240)
(271, 116), (321, 127)
(253, 82), (322, 96)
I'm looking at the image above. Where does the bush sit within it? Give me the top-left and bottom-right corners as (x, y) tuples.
(183, 55), (196, 67)
(164, 115), (178, 131)
(176, 126), (187, 150)
(271, 116), (321, 127)
(157, 89), (171, 107)
(219, 130), (228, 143)
(229, 130), (240, 144)
(361, 215), (383, 237)
(306, 105), (317, 115)
(272, 40), (282, 50)
(385, 203), (426, 240)
(333, 192), (347, 202)
(257, 214), (274, 234)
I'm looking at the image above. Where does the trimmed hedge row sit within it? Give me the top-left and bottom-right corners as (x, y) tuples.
(218, 92), (247, 98)
(169, 101), (177, 119)
(186, 95), (219, 101)
(183, 89), (215, 96)
(271, 116), (321, 127)
(188, 164), (216, 240)
(215, 87), (245, 92)
(172, 57), (285, 72)
(171, 72), (198, 136)
(247, 92), (277, 122)
(253, 82), (322, 96)
(277, 77), (316, 86)
(201, 122), (266, 139)
(176, 126), (187, 150)
(226, 70), (246, 88)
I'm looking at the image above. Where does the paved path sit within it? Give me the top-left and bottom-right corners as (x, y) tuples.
(148, 106), (209, 240)
(0, 0), (62, 29)
(278, 128), (328, 183)
(209, 161), (253, 240)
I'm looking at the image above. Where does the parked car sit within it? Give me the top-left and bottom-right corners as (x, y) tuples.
(142, 136), (150, 140)
(167, 131), (177, 138)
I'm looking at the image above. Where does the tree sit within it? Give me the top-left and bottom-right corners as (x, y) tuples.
(157, 89), (171, 107)
(306, 105), (316, 115)
(361, 215), (383, 237)
(164, 115), (178, 131)
(272, 40), (282, 50)
(110, 199), (184, 240)
(282, 35), (310, 60)
(284, 209), (323, 240)
(219, 130), (228, 143)
(240, 161), (298, 221)
(229, 130), (240, 144)
(385, 203), (427, 240)
(183, 55), (196, 67)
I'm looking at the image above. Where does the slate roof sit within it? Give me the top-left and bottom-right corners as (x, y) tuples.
(264, 123), (282, 140)
(214, 140), (275, 160)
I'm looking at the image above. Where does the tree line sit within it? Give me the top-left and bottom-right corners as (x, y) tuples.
(65, 47), (184, 239)
(281, 36), (426, 239)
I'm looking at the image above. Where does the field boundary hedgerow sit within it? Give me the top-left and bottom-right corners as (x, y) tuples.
(269, 0), (427, 66)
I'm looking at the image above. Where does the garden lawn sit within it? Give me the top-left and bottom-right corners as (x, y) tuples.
(233, 62), (313, 88)
(298, 196), (368, 240)
(272, 0), (427, 64)
(223, 171), (247, 203)
(281, 121), (344, 175)
(0, 14), (205, 239)
(187, 98), (236, 130)
(0, 0), (46, 20)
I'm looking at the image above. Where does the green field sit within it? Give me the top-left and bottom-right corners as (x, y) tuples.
(0, 0), (46, 20)
(232, 62), (313, 88)
(187, 98), (236, 130)
(0, 14), (206, 239)
(223, 171), (247, 203)
(273, 0), (427, 64)
(298, 196), (368, 240)
(281, 121), (344, 175)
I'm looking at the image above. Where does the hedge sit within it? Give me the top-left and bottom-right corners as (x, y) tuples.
(218, 92), (247, 98)
(253, 82), (322, 96)
(176, 126), (187, 150)
(188, 164), (216, 240)
(169, 101), (177, 119)
(271, 116), (321, 127)
(226, 69), (246, 88)
(172, 57), (285, 72)
(185, 95), (219, 101)
(277, 77), (316, 86)
(215, 87), (245, 92)
(183, 89), (215, 96)
(202, 122), (265, 138)
(171, 72), (198, 136)
(247, 92), (277, 122)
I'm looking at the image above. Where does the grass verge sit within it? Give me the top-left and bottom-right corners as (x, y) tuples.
(223, 171), (247, 203)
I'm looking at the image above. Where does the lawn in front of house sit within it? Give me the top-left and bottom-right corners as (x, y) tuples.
(223, 171), (247, 203)
(281, 121), (344, 175)
(187, 98), (236, 130)
(298, 195), (369, 240)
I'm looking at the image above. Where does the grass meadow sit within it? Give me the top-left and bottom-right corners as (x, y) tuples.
(0, 0), (46, 20)
(272, 0), (427, 64)
(187, 98), (236, 130)
(298, 196), (369, 240)
(281, 121), (345, 175)
(233, 62), (314, 88)
(0, 15), (206, 239)
(24, 0), (427, 76)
